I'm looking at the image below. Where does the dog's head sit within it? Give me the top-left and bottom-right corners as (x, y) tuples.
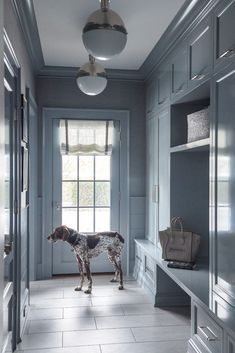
(47, 225), (70, 243)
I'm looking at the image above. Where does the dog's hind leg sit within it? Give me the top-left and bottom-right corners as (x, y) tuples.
(115, 255), (124, 290)
(108, 251), (119, 283)
(74, 255), (85, 291)
(83, 260), (92, 294)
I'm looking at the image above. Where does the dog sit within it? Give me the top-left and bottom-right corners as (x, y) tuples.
(47, 225), (124, 294)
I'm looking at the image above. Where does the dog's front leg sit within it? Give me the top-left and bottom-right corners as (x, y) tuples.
(83, 259), (92, 294)
(74, 255), (85, 291)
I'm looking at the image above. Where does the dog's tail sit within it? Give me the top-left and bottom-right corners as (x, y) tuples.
(116, 232), (125, 244)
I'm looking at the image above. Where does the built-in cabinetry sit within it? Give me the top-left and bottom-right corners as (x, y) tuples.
(212, 64), (235, 308)
(136, 1), (235, 352)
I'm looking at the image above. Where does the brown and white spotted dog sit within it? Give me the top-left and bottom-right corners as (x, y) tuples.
(47, 225), (124, 294)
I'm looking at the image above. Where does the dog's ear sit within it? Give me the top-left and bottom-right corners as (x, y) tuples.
(61, 225), (70, 241)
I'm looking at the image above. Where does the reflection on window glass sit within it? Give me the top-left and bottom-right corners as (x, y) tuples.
(62, 156), (77, 180)
(95, 208), (110, 232)
(79, 182), (94, 206)
(95, 182), (110, 206)
(79, 208), (94, 232)
(79, 156), (94, 180)
(62, 208), (77, 229)
(62, 182), (77, 207)
(95, 156), (110, 180)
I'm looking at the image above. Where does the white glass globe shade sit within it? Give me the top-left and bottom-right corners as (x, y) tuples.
(76, 58), (107, 96)
(82, 9), (127, 61)
(76, 76), (107, 96)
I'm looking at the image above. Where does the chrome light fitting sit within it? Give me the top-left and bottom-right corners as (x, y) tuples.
(82, 0), (128, 61)
(76, 55), (107, 96)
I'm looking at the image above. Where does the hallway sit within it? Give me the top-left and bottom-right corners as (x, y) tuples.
(13, 275), (190, 353)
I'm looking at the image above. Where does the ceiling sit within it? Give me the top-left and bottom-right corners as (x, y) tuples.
(33, 0), (186, 70)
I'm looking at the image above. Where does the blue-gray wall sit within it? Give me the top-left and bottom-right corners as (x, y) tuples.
(36, 76), (146, 274)
(4, 0), (35, 95)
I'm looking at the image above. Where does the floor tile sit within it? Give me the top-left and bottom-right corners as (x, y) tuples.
(31, 297), (92, 309)
(17, 332), (62, 350)
(63, 328), (135, 347)
(64, 305), (124, 318)
(132, 325), (190, 342)
(28, 317), (96, 333)
(91, 295), (151, 306)
(96, 313), (189, 329)
(100, 340), (188, 353)
(29, 308), (63, 320)
(16, 347), (100, 353)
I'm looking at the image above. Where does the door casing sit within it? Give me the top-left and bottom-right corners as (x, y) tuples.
(42, 108), (130, 278)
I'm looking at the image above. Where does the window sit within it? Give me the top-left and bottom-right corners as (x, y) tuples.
(62, 154), (111, 232)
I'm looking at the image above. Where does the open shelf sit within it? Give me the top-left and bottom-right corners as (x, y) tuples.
(170, 137), (210, 153)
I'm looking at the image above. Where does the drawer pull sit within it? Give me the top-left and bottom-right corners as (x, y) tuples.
(136, 255), (142, 262)
(145, 266), (154, 277)
(220, 48), (235, 58)
(198, 326), (218, 342)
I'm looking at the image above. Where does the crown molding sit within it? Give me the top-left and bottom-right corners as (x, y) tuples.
(38, 65), (144, 81)
(11, 0), (44, 72)
(12, 0), (219, 81)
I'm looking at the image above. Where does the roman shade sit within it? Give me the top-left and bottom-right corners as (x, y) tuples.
(60, 119), (113, 155)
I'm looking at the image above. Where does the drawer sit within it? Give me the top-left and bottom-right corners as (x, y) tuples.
(192, 302), (223, 353)
(135, 244), (143, 265)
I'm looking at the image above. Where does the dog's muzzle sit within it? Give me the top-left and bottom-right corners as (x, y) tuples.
(47, 234), (57, 243)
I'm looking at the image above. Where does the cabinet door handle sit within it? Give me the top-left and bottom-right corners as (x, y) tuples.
(191, 73), (206, 81)
(198, 326), (218, 341)
(220, 48), (235, 58)
(175, 83), (185, 94)
(158, 97), (167, 105)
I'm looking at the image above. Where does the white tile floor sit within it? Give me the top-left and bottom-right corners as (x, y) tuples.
(15, 274), (191, 353)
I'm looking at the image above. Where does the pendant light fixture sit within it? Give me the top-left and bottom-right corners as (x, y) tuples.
(82, 0), (127, 61)
(76, 55), (107, 96)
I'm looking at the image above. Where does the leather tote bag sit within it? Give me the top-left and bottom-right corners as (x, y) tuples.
(159, 217), (200, 263)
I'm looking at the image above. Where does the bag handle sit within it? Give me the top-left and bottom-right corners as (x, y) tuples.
(170, 217), (185, 244)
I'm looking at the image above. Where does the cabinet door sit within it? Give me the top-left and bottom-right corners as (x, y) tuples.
(171, 45), (188, 99)
(146, 115), (158, 244)
(214, 0), (235, 68)
(158, 110), (170, 234)
(213, 67), (235, 307)
(157, 65), (170, 108)
(146, 76), (157, 115)
(189, 17), (212, 87)
(227, 335), (235, 353)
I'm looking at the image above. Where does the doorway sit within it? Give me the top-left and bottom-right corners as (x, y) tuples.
(52, 119), (120, 274)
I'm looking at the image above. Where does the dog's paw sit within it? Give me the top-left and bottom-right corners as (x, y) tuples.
(110, 278), (118, 283)
(84, 289), (92, 294)
(74, 286), (82, 291)
(118, 285), (124, 290)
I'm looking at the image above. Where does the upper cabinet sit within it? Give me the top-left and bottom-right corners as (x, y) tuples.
(214, 0), (235, 69)
(171, 45), (188, 100)
(188, 17), (212, 88)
